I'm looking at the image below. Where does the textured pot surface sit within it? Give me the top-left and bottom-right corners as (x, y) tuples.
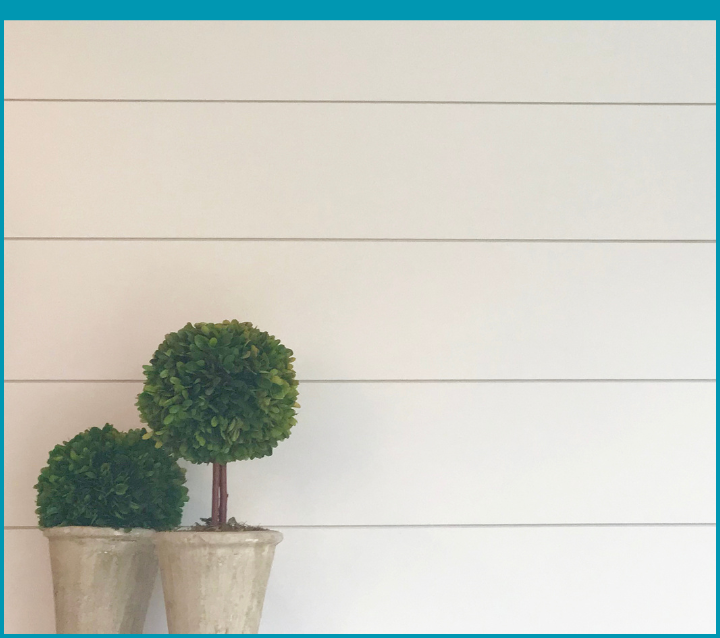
(154, 530), (283, 634)
(43, 526), (157, 634)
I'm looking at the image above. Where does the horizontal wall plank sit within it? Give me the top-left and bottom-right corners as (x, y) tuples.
(4, 530), (56, 634)
(4, 102), (715, 239)
(4, 21), (716, 103)
(262, 526), (717, 634)
(5, 527), (715, 634)
(4, 242), (715, 380)
(5, 382), (715, 527)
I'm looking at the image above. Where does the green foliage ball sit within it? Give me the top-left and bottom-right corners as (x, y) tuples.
(136, 320), (299, 465)
(35, 424), (188, 530)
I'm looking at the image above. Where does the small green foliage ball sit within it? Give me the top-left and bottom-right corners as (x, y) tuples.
(136, 320), (299, 465)
(35, 424), (188, 530)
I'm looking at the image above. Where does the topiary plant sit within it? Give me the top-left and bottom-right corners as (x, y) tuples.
(35, 423), (189, 530)
(136, 320), (299, 527)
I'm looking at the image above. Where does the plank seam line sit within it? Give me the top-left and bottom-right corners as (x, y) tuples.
(4, 99), (717, 106)
(5, 523), (716, 530)
(4, 379), (716, 384)
(4, 237), (716, 244)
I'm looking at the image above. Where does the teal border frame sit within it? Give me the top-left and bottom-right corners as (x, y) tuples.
(2, 1), (719, 20)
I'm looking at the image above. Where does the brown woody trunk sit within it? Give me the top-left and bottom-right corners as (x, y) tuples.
(219, 464), (228, 524)
(211, 462), (228, 526)
(211, 462), (220, 526)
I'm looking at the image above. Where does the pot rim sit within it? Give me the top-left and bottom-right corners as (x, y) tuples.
(154, 529), (283, 546)
(42, 525), (156, 539)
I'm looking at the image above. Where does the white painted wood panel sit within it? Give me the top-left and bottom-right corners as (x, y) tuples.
(5, 527), (715, 634)
(260, 526), (716, 634)
(4, 102), (715, 239)
(4, 20), (715, 636)
(4, 382), (715, 527)
(4, 21), (716, 102)
(4, 530), (56, 634)
(4, 242), (715, 380)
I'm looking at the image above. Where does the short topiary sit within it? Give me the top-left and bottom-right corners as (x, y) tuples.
(35, 424), (188, 530)
(136, 320), (299, 465)
(136, 320), (299, 526)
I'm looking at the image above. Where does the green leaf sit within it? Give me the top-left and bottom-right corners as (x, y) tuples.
(134, 321), (299, 466)
(35, 420), (186, 531)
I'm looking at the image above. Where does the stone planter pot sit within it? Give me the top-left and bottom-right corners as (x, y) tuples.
(43, 526), (157, 634)
(154, 530), (283, 634)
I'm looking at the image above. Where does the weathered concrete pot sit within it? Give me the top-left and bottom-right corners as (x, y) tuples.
(154, 530), (283, 634)
(43, 526), (157, 634)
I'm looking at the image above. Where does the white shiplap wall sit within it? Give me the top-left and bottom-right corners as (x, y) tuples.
(4, 21), (716, 634)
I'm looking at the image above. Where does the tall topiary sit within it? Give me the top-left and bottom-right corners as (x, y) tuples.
(35, 424), (189, 530)
(136, 320), (299, 526)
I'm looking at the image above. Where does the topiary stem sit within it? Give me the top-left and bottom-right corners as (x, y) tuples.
(219, 464), (228, 525)
(211, 462), (220, 526)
